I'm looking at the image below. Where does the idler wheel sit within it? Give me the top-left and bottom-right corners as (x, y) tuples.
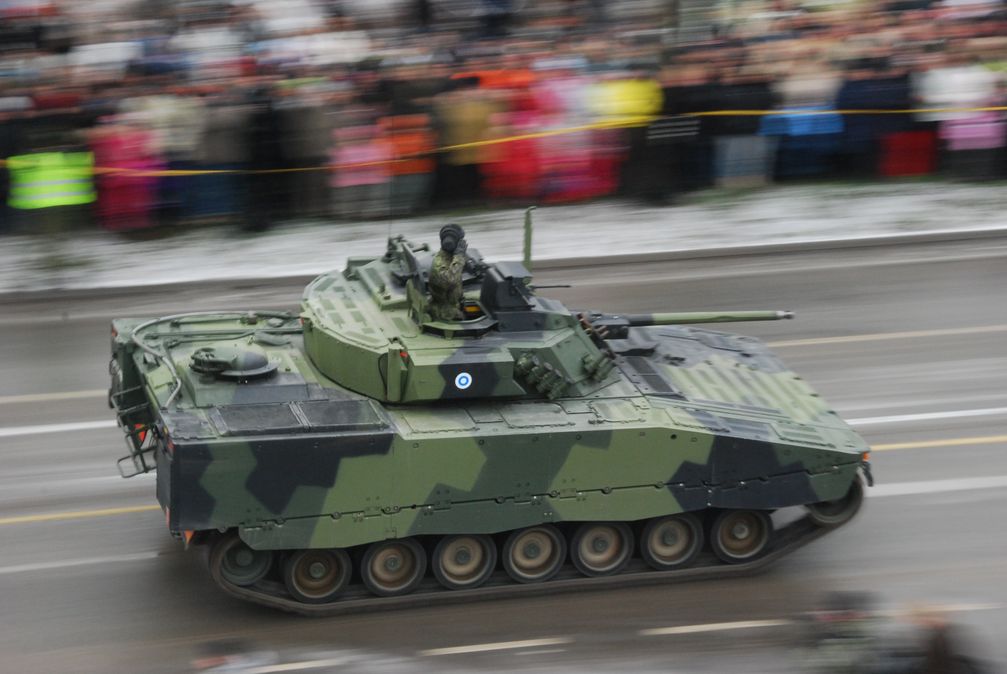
(502, 525), (566, 583)
(361, 538), (426, 597)
(710, 510), (772, 564)
(432, 534), (497, 590)
(806, 476), (865, 528)
(211, 532), (273, 587)
(570, 522), (634, 577)
(283, 549), (352, 604)
(640, 513), (704, 571)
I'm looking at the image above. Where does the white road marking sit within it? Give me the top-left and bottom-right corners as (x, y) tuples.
(639, 603), (1004, 638)
(0, 389), (107, 405)
(849, 407), (1007, 426)
(868, 475), (1007, 498)
(514, 648), (568, 656)
(0, 473), (153, 490)
(0, 420), (117, 438)
(239, 659), (354, 674)
(768, 324), (1007, 348)
(639, 619), (791, 637)
(419, 637), (573, 657)
(879, 603), (1004, 617)
(0, 552), (159, 576)
(873, 435), (1007, 452)
(838, 394), (1007, 414)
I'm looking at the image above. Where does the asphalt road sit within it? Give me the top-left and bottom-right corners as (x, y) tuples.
(0, 237), (1005, 674)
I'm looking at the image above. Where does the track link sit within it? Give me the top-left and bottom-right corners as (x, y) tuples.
(206, 516), (833, 617)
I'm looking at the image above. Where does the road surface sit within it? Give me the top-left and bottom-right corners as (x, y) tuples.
(0, 236), (1005, 673)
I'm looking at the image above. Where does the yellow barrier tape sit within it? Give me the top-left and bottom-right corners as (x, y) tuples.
(435, 115), (654, 152)
(0, 105), (1003, 177)
(689, 106), (1007, 117)
(91, 165), (335, 177)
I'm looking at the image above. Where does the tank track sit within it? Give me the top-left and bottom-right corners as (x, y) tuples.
(206, 514), (835, 617)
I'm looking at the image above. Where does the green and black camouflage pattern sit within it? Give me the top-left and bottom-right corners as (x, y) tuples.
(109, 235), (869, 552)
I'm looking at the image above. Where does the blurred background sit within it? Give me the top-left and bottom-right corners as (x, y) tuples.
(1, 1), (1006, 673)
(0, 0), (1005, 236)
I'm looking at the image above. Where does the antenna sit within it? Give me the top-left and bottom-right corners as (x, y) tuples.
(523, 206), (536, 271)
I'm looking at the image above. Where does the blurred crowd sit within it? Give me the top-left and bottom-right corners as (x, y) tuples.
(1, 0), (1006, 234)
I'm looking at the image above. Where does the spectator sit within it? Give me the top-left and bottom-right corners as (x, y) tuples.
(245, 86), (286, 232)
(380, 113), (436, 216)
(330, 124), (392, 220)
(280, 84), (336, 219)
(710, 66), (777, 188)
(433, 81), (500, 206)
(89, 114), (161, 231)
(194, 89), (252, 222)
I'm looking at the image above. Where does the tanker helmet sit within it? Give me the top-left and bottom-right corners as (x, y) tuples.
(439, 224), (465, 254)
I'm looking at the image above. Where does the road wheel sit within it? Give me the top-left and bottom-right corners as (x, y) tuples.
(432, 534), (497, 590)
(502, 525), (566, 583)
(283, 549), (352, 604)
(640, 513), (703, 571)
(360, 538), (426, 597)
(211, 532), (273, 586)
(806, 476), (864, 528)
(570, 522), (634, 577)
(710, 510), (772, 564)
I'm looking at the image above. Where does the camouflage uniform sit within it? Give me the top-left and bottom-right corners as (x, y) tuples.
(428, 249), (466, 321)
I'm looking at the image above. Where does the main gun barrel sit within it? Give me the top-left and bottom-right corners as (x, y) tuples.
(623, 310), (794, 326)
(579, 310), (793, 340)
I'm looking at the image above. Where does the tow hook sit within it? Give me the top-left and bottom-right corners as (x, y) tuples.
(861, 460), (875, 487)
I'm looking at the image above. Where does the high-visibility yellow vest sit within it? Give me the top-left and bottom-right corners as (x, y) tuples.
(591, 79), (664, 119)
(7, 152), (97, 210)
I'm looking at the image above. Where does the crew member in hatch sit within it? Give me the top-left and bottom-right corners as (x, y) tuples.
(428, 223), (468, 321)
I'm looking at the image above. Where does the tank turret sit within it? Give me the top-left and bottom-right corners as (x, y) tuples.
(300, 234), (618, 403)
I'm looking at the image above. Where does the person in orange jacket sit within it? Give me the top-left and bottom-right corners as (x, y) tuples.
(379, 114), (435, 216)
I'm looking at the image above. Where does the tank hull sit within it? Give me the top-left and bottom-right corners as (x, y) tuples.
(155, 398), (860, 551)
(119, 320), (865, 551)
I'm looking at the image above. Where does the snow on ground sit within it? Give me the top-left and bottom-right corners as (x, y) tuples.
(2, 181), (1006, 293)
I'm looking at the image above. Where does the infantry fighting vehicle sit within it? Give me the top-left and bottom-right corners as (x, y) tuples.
(109, 226), (871, 614)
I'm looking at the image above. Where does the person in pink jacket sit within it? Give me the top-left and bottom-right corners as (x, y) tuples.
(89, 115), (163, 232)
(330, 125), (392, 220)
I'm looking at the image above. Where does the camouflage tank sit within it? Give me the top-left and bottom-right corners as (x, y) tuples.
(109, 224), (871, 614)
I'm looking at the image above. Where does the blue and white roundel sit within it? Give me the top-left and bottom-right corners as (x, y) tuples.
(454, 372), (473, 390)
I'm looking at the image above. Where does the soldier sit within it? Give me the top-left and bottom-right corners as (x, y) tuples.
(428, 224), (467, 321)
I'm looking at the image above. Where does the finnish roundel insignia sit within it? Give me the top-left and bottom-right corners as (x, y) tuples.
(454, 372), (473, 390)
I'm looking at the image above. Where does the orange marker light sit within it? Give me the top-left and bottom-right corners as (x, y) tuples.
(862, 451), (871, 462)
